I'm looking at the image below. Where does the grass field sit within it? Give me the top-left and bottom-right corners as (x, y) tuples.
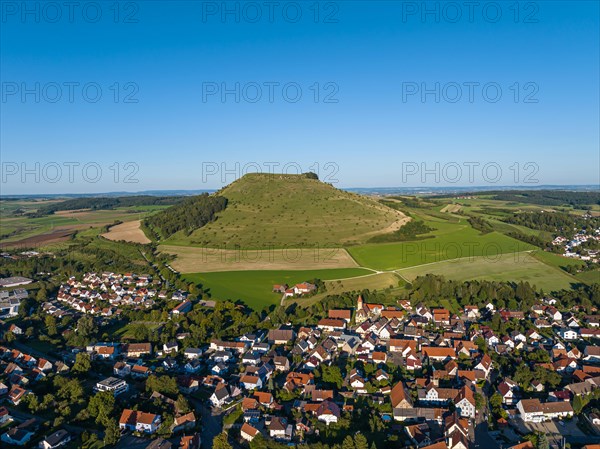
(397, 251), (579, 292)
(159, 244), (359, 273)
(184, 268), (371, 309)
(161, 174), (406, 248)
(349, 219), (533, 271)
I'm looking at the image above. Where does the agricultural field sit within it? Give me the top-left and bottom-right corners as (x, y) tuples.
(349, 220), (533, 271)
(159, 244), (359, 273)
(102, 220), (151, 244)
(0, 202), (166, 248)
(397, 251), (579, 292)
(184, 268), (371, 309)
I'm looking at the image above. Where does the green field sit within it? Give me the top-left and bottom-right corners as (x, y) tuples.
(184, 268), (372, 309)
(0, 203), (167, 244)
(397, 251), (579, 292)
(349, 217), (533, 271)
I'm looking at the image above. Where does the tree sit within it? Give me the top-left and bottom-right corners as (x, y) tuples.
(88, 391), (115, 426)
(72, 352), (92, 373)
(213, 432), (233, 449)
(146, 375), (179, 396)
(489, 393), (503, 413)
(104, 419), (121, 446)
(176, 395), (191, 414)
(474, 392), (485, 409)
(536, 432), (549, 449)
(342, 436), (355, 449)
(354, 433), (369, 449)
(45, 315), (58, 336)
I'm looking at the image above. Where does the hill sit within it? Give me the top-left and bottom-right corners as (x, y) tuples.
(154, 173), (406, 248)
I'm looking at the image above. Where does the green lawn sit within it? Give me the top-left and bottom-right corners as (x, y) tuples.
(184, 268), (372, 310)
(397, 251), (579, 292)
(348, 218), (533, 271)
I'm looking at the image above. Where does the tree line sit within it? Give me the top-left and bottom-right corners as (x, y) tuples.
(144, 193), (228, 238)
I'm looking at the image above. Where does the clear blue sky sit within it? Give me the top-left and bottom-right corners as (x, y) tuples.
(1, 1), (598, 194)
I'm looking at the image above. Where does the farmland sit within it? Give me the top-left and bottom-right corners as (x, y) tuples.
(184, 268), (371, 309)
(159, 244), (359, 273)
(349, 220), (533, 271)
(397, 251), (579, 292)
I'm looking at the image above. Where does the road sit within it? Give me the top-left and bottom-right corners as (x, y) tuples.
(189, 397), (223, 449)
(474, 422), (501, 449)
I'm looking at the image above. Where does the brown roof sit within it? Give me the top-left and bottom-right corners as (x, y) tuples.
(391, 381), (413, 408)
(328, 309), (352, 320)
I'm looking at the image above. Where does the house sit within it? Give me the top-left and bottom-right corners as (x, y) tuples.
(317, 318), (346, 332)
(391, 381), (414, 410)
(454, 387), (476, 419)
(268, 328), (295, 345)
(422, 346), (456, 362)
(559, 328), (579, 340)
(274, 356), (290, 372)
(0, 407), (10, 424)
(184, 348), (203, 359)
(171, 300), (192, 316)
(474, 354), (492, 378)
(163, 341), (179, 354)
(241, 423), (260, 442)
(39, 429), (72, 449)
(119, 409), (162, 434)
(240, 375), (262, 390)
(210, 384), (230, 407)
(267, 417), (287, 439)
(498, 381), (518, 405)
(328, 309), (352, 322)
(172, 412), (196, 433)
(315, 400), (341, 425)
(95, 377), (128, 396)
(123, 342), (152, 357)
(8, 385), (27, 405)
(113, 361), (131, 377)
(1, 427), (34, 446)
(517, 399), (573, 422)
(294, 282), (316, 295)
(179, 434), (201, 449)
(131, 364), (150, 378)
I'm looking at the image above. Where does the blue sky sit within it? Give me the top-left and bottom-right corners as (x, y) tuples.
(1, 1), (598, 194)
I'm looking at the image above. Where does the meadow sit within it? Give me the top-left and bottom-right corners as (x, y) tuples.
(397, 251), (578, 292)
(184, 268), (371, 309)
(348, 213), (533, 271)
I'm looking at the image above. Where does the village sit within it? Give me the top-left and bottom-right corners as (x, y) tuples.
(0, 270), (600, 449)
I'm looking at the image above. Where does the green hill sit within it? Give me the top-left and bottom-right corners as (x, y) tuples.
(156, 173), (406, 249)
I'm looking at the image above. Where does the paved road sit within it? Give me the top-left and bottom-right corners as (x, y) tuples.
(474, 422), (501, 449)
(189, 398), (222, 449)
